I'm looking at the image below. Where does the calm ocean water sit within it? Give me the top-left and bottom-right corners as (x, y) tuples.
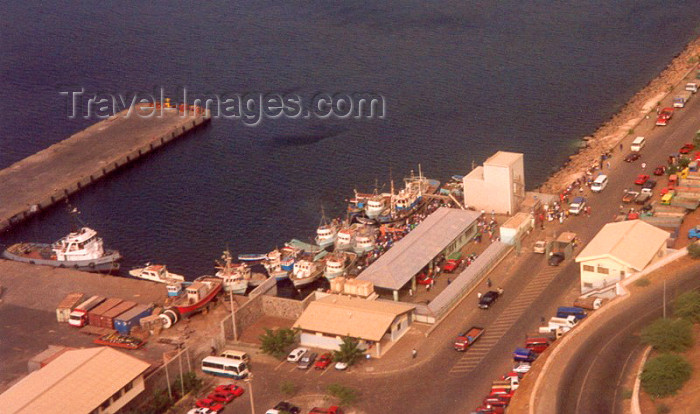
(1, 1), (699, 277)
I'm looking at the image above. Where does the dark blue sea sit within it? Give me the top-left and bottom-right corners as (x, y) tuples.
(1, 1), (699, 277)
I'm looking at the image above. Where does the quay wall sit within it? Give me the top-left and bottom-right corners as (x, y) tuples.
(0, 106), (210, 233)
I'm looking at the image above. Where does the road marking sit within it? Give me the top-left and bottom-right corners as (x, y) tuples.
(274, 360), (287, 371)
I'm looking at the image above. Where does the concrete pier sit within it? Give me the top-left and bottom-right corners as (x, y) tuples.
(0, 104), (210, 233)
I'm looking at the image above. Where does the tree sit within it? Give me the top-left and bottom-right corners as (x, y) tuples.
(641, 353), (692, 398)
(640, 318), (694, 353)
(259, 328), (298, 359)
(332, 336), (365, 366)
(673, 290), (700, 322)
(688, 242), (700, 259)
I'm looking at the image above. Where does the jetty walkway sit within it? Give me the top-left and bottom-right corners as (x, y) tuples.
(0, 105), (210, 233)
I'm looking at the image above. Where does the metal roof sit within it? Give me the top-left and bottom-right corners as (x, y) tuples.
(0, 347), (150, 414)
(356, 207), (481, 290)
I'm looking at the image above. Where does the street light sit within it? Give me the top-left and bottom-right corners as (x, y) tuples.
(244, 373), (255, 414)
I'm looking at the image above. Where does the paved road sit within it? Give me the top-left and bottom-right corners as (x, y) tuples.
(558, 262), (700, 414)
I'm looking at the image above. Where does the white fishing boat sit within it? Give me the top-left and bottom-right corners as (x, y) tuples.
(263, 249), (289, 280)
(353, 225), (377, 254)
(314, 209), (340, 249)
(290, 258), (324, 288)
(365, 192), (389, 219)
(334, 223), (358, 251)
(215, 250), (249, 295)
(324, 251), (357, 280)
(129, 264), (186, 284)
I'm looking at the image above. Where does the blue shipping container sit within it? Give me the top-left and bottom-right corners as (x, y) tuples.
(114, 304), (154, 335)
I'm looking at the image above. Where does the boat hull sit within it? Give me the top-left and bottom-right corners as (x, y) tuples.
(291, 273), (320, 288)
(2, 243), (121, 273)
(168, 278), (222, 318)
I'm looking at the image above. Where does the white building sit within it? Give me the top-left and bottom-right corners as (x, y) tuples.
(575, 220), (669, 294)
(293, 294), (415, 357)
(0, 347), (150, 414)
(463, 151), (525, 215)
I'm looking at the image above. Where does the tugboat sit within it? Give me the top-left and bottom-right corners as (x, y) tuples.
(324, 251), (357, 280)
(215, 250), (249, 295)
(129, 264), (186, 284)
(314, 209), (339, 249)
(2, 210), (121, 273)
(290, 257), (324, 288)
(159, 276), (223, 328)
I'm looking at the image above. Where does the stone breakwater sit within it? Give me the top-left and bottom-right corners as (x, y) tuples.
(539, 37), (700, 195)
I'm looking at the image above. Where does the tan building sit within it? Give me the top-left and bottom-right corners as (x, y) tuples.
(293, 294), (415, 357)
(463, 151), (525, 215)
(0, 347), (151, 414)
(575, 220), (669, 294)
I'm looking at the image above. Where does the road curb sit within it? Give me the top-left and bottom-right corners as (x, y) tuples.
(631, 346), (652, 414)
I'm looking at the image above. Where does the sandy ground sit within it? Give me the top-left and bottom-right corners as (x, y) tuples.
(539, 38), (700, 195)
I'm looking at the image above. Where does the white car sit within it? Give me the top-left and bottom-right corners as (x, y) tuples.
(287, 347), (309, 363)
(533, 240), (546, 254)
(334, 361), (348, 370)
(513, 363), (531, 374)
(188, 408), (218, 414)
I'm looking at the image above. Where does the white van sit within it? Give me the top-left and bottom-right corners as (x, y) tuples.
(630, 136), (646, 152)
(220, 349), (250, 364)
(548, 315), (577, 331)
(590, 174), (608, 192)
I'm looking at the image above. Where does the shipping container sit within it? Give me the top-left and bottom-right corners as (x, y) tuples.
(114, 303), (154, 335)
(87, 298), (123, 327)
(99, 301), (137, 329)
(68, 295), (106, 327)
(56, 292), (84, 323)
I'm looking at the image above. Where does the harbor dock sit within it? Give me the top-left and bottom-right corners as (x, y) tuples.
(0, 104), (210, 233)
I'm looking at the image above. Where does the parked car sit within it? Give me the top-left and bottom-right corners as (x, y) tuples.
(533, 240), (547, 254)
(287, 347), (309, 363)
(689, 225), (700, 239)
(335, 361), (349, 370)
(297, 352), (317, 370)
(215, 384), (244, 397)
(208, 392), (235, 404)
(195, 399), (225, 412)
(548, 252), (565, 266)
(188, 408), (219, 414)
(513, 347), (537, 362)
(315, 353), (333, 369)
(624, 153), (641, 162)
(680, 143), (695, 154)
(479, 290), (500, 309)
(416, 273), (433, 285)
(512, 362), (531, 375)
(266, 401), (301, 414)
(642, 180), (656, 190)
(442, 258), (463, 273)
(653, 165), (666, 176)
(622, 190), (639, 203)
(634, 174), (650, 185)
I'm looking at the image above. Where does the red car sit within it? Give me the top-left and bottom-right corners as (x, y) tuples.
(196, 398), (225, 411)
(208, 392), (235, 404)
(215, 384), (245, 397)
(315, 353), (333, 369)
(656, 108), (674, 126)
(442, 258), (463, 273)
(679, 143), (695, 154)
(653, 165), (666, 176)
(634, 174), (650, 185)
(416, 273), (433, 285)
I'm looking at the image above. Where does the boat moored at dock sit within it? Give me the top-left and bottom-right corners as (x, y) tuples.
(215, 250), (249, 295)
(314, 211), (340, 249)
(324, 251), (358, 280)
(290, 257), (324, 288)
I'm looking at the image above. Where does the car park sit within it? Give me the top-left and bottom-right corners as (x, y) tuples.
(548, 252), (565, 266)
(624, 153), (641, 162)
(287, 347), (309, 363)
(315, 353), (333, 369)
(479, 290), (500, 309)
(215, 384), (244, 397)
(634, 174), (650, 185)
(297, 351), (317, 369)
(653, 165), (666, 175)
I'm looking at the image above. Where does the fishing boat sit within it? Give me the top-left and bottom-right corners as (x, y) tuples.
(164, 276), (222, 318)
(365, 192), (390, 219)
(129, 264), (186, 285)
(237, 253), (267, 261)
(335, 223), (359, 251)
(314, 210), (340, 249)
(2, 224), (121, 273)
(215, 250), (249, 295)
(324, 251), (357, 280)
(285, 239), (323, 254)
(263, 249), (293, 280)
(290, 257), (324, 288)
(353, 225), (377, 254)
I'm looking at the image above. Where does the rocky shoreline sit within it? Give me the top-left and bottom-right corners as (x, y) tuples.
(538, 36), (700, 194)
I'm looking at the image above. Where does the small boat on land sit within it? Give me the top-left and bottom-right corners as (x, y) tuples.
(129, 264), (186, 285)
(237, 253), (267, 261)
(324, 251), (357, 280)
(215, 250), (249, 295)
(164, 276), (222, 318)
(290, 257), (324, 288)
(2, 222), (121, 273)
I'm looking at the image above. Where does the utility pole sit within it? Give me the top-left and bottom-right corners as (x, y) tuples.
(229, 288), (238, 341)
(245, 373), (255, 414)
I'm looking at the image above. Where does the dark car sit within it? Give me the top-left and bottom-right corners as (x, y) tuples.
(680, 143), (695, 154)
(297, 351), (317, 370)
(624, 153), (641, 162)
(478, 290), (500, 309)
(642, 180), (656, 190)
(273, 401), (301, 414)
(653, 165), (666, 176)
(548, 252), (565, 266)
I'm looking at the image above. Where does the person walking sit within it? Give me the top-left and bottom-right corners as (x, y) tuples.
(619, 143), (623, 151)
(477, 292), (482, 299)
(412, 348), (417, 359)
(641, 162), (646, 169)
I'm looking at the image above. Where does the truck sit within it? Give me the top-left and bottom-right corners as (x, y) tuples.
(87, 298), (123, 328)
(56, 292), (84, 323)
(454, 326), (485, 351)
(68, 295), (106, 327)
(568, 196), (586, 215)
(492, 376), (519, 391)
(548, 315), (578, 331)
(673, 91), (692, 108)
(99, 301), (137, 329)
(622, 190), (639, 203)
(114, 303), (154, 335)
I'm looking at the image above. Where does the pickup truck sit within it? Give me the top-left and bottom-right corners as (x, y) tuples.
(622, 190), (639, 203)
(454, 326), (485, 351)
(634, 192), (651, 205)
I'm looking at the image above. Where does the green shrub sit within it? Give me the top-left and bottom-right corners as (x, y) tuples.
(673, 290), (700, 322)
(259, 328), (298, 359)
(656, 403), (671, 414)
(640, 318), (693, 352)
(280, 380), (298, 397)
(641, 353), (692, 398)
(634, 278), (651, 287)
(332, 336), (365, 366)
(327, 383), (359, 406)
